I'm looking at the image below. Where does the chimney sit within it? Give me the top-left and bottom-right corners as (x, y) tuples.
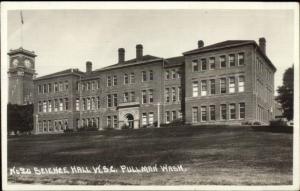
(136, 44), (143, 61)
(86, 61), (92, 73)
(259, 37), (266, 54)
(198, 40), (204, 48)
(118, 48), (125, 64)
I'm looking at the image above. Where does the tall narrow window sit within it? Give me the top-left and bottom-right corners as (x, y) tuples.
(91, 81), (95, 90)
(210, 105), (216, 120)
(82, 98), (86, 110)
(149, 89), (154, 103)
(201, 80), (207, 96)
(48, 83), (52, 93)
(192, 60), (198, 72)
(229, 77), (236, 93)
(172, 87), (176, 102)
(113, 75), (118, 86)
(107, 95), (112, 107)
(91, 97), (95, 110)
(124, 73), (129, 84)
(210, 79), (216, 95)
(229, 103), (236, 119)
(220, 78), (226, 94)
(201, 106), (207, 121)
(113, 116), (118, 128)
(59, 99), (63, 111)
(43, 84), (47, 94)
(107, 116), (112, 127)
(239, 103), (245, 119)
(124, 92), (129, 103)
(165, 88), (170, 103)
(54, 99), (59, 112)
(209, 57), (215, 70)
(201, 59), (207, 71)
(64, 98), (69, 110)
(220, 55), (226, 68)
(107, 76), (112, 87)
(238, 53), (245, 66)
(59, 82), (63, 92)
(97, 96), (100, 109)
(130, 73), (135, 83)
(86, 82), (90, 91)
(54, 83), (59, 92)
(130, 91), (135, 102)
(149, 112), (154, 125)
(165, 111), (170, 124)
(113, 94), (118, 107)
(238, 76), (245, 92)
(142, 90), (147, 104)
(192, 107), (198, 123)
(142, 71), (147, 82)
(178, 86), (182, 101)
(48, 100), (52, 112)
(43, 101), (47, 112)
(192, 81), (199, 97)
(178, 110), (183, 119)
(229, 54), (235, 67)
(172, 70), (176, 79)
(38, 85), (42, 94)
(172, 111), (177, 121)
(142, 113), (147, 126)
(87, 98), (91, 110)
(64, 81), (69, 91)
(165, 70), (170, 80)
(149, 70), (154, 80)
(177, 70), (182, 78)
(76, 98), (80, 111)
(220, 104), (227, 120)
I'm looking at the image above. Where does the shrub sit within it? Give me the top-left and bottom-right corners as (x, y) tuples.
(242, 121), (252, 125)
(103, 125), (114, 131)
(269, 120), (287, 127)
(121, 124), (129, 130)
(64, 128), (74, 133)
(253, 121), (261, 126)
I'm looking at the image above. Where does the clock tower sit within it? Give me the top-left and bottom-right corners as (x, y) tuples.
(7, 47), (37, 105)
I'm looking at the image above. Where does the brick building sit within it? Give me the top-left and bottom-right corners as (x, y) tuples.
(8, 38), (276, 134)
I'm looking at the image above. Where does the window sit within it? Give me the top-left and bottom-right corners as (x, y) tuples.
(220, 78), (226, 94)
(107, 95), (112, 107)
(210, 105), (216, 120)
(178, 86), (182, 101)
(64, 81), (69, 91)
(142, 113), (147, 126)
(91, 97), (95, 110)
(201, 59), (207, 71)
(59, 82), (63, 92)
(142, 71), (147, 82)
(91, 81), (95, 90)
(149, 70), (154, 80)
(113, 94), (118, 107)
(38, 85), (42, 94)
(229, 103), (236, 119)
(239, 103), (245, 119)
(54, 83), (59, 92)
(76, 98), (80, 111)
(113, 116), (118, 128)
(192, 60), (198, 72)
(165, 88), (170, 103)
(82, 83), (86, 91)
(229, 54), (235, 67)
(124, 92), (129, 103)
(149, 89), (154, 103)
(64, 98), (69, 110)
(165, 70), (170, 79)
(86, 82), (90, 91)
(201, 106), (207, 121)
(43, 84), (47, 94)
(178, 110), (183, 119)
(87, 98), (91, 110)
(209, 57), (215, 70)
(220, 55), (226, 68)
(48, 100), (52, 112)
(172, 111), (177, 121)
(59, 99), (63, 111)
(48, 120), (52, 131)
(76, 82), (80, 91)
(54, 99), (58, 112)
(238, 53), (245, 66)
(192, 81), (199, 97)
(82, 98), (86, 110)
(177, 70), (182, 78)
(43, 120), (47, 132)
(97, 96), (100, 109)
(107, 76), (112, 87)
(210, 79), (216, 95)
(192, 107), (198, 123)
(124, 73), (129, 84)
(201, 80), (207, 96)
(113, 75), (118, 86)
(107, 116), (112, 127)
(238, 76), (245, 92)
(172, 70), (176, 79)
(220, 104), (227, 120)
(229, 77), (235, 93)
(149, 112), (154, 125)
(43, 101), (47, 112)
(142, 90), (147, 104)
(130, 92), (135, 102)
(48, 83), (52, 93)
(130, 73), (135, 83)
(165, 111), (170, 124)
(172, 87), (176, 102)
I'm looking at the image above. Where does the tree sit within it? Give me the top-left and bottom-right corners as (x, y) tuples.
(276, 66), (294, 120)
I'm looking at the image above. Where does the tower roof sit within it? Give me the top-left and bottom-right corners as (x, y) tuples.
(8, 47), (37, 57)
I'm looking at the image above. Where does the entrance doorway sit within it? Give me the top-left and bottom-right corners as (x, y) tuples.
(125, 114), (134, 129)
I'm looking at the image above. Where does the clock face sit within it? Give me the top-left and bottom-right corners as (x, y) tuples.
(24, 59), (31, 68)
(12, 58), (19, 67)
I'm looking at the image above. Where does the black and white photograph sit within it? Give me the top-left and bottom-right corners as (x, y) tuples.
(1, 2), (299, 190)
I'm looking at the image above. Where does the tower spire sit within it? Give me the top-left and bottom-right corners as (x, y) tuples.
(20, 10), (24, 48)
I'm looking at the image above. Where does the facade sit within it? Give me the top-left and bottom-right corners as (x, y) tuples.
(8, 38), (276, 134)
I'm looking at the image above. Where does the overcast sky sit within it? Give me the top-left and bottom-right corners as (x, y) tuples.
(7, 9), (295, 91)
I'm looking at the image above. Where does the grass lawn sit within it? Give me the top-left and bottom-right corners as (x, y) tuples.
(7, 126), (293, 185)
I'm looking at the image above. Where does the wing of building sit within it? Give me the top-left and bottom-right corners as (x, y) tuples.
(8, 38), (276, 134)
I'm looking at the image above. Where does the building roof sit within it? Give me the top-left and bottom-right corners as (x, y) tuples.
(8, 47), (37, 57)
(95, 54), (162, 72)
(164, 56), (185, 67)
(183, 40), (276, 71)
(34, 68), (84, 81)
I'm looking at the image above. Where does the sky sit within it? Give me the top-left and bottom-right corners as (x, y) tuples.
(7, 9), (295, 92)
